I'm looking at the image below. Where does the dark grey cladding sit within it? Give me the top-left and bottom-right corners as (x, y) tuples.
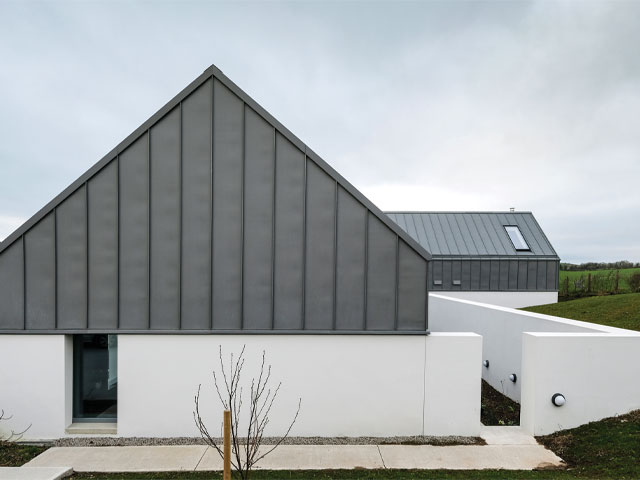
(386, 212), (559, 292)
(0, 66), (431, 334)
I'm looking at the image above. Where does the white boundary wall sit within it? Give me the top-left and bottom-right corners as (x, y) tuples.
(437, 291), (558, 309)
(521, 333), (640, 435)
(119, 334), (481, 438)
(0, 335), (72, 440)
(0, 332), (481, 439)
(429, 294), (640, 434)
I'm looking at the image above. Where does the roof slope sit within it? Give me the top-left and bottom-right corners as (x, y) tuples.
(0, 65), (430, 333)
(0, 65), (429, 261)
(386, 212), (558, 259)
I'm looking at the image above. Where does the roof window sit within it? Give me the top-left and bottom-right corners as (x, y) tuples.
(504, 225), (530, 251)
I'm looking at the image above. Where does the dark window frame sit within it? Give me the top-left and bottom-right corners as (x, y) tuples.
(72, 334), (118, 423)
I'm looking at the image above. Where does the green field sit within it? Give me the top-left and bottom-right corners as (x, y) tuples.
(523, 292), (640, 331)
(559, 268), (640, 296)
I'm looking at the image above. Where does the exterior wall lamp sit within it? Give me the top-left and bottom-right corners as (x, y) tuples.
(509, 373), (517, 383)
(551, 393), (566, 407)
(483, 360), (490, 368)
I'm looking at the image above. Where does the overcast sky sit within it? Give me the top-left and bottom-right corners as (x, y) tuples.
(1, 0), (639, 263)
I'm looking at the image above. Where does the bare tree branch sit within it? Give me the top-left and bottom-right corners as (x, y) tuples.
(193, 346), (302, 479)
(0, 409), (31, 443)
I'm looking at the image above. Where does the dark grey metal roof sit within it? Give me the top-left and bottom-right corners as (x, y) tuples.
(386, 212), (559, 259)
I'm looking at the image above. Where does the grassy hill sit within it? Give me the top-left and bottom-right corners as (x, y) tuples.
(523, 292), (640, 331)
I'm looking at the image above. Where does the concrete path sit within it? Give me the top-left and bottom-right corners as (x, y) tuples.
(24, 427), (563, 472)
(0, 467), (72, 480)
(480, 425), (539, 445)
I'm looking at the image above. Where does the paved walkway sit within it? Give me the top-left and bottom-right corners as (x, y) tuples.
(18, 426), (563, 475)
(0, 467), (71, 480)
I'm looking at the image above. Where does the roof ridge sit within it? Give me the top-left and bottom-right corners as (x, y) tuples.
(385, 211), (534, 214)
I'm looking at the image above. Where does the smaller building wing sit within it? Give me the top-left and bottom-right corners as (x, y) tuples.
(386, 212), (558, 259)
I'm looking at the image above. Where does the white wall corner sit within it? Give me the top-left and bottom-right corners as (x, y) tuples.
(64, 335), (74, 428)
(520, 332), (640, 436)
(520, 333), (537, 435)
(423, 333), (482, 436)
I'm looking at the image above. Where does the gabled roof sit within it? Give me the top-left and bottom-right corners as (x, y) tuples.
(386, 211), (559, 259)
(0, 65), (430, 261)
(0, 64), (431, 333)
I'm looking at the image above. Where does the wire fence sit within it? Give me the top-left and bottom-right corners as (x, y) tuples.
(559, 269), (640, 297)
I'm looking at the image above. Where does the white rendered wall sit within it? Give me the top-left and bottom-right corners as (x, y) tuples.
(424, 333), (481, 436)
(0, 335), (70, 440)
(436, 291), (558, 309)
(521, 332), (640, 435)
(118, 333), (481, 438)
(428, 294), (627, 402)
(429, 294), (640, 434)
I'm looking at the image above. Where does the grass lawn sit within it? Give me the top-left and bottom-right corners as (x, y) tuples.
(3, 409), (639, 479)
(522, 292), (640, 331)
(0, 442), (48, 467)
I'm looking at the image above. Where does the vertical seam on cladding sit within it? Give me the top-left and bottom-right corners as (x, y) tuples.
(147, 130), (152, 329)
(462, 214), (481, 255)
(442, 214), (459, 255)
(394, 235), (399, 330)
(22, 235), (26, 329)
(470, 215), (489, 255)
(301, 149), (307, 330)
(178, 102), (184, 330)
(423, 215), (443, 255)
(409, 214), (428, 253)
(116, 156), (121, 329)
(240, 104), (246, 330)
(271, 130), (277, 330)
(85, 183), (89, 329)
(332, 181), (338, 331)
(210, 77), (215, 330)
(54, 208), (58, 329)
(363, 212), (369, 330)
(424, 261), (429, 330)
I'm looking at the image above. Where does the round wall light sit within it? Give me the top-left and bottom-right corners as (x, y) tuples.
(551, 393), (566, 407)
(509, 373), (517, 383)
(483, 360), (490, 368)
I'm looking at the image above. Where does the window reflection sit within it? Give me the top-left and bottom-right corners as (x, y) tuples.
(73, 334), (117, 421)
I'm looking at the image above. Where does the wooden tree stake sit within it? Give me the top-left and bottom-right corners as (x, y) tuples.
(223, 410), (231, 480)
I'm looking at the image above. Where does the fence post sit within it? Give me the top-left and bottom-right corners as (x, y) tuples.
(588, 273), (592, 293)
(224, 410), (231, 480)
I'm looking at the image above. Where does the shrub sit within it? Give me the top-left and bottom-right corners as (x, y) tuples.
(629, 273), (640, 293)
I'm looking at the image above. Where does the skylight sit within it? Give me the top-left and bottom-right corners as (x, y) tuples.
(504, 225), (530, 251)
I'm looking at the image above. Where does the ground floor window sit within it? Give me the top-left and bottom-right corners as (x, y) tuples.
(73, 334), (118, 422)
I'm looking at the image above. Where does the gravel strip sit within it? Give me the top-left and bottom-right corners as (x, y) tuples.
(54, 435), (484, 447)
